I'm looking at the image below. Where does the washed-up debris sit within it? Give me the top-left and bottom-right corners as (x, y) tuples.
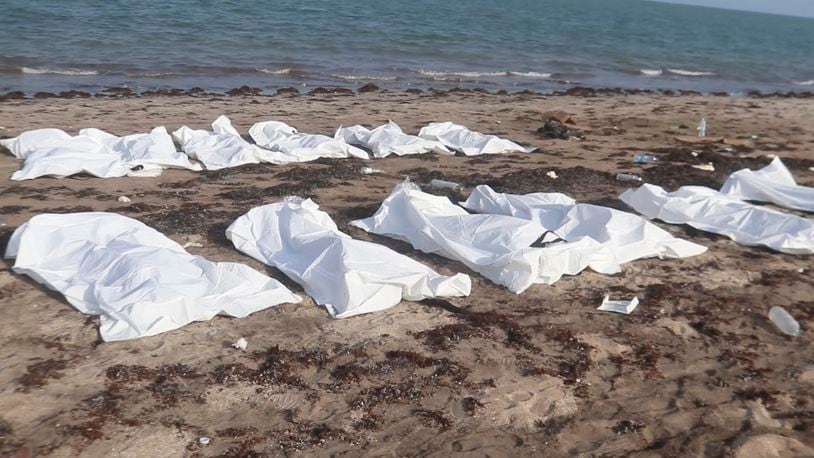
(540, 110), (576, 124)
(117, 196), (132, 203)
(198, 437), (211, 446)
(537, 120), (584, 140)
(697, 118), (707, 137)
(233, 337), (248, 350)
(360, 166), (381, 175)
(598, 295), (639, 314)
(430, 179), (462, 192)
(616, 173), (643, 183)
(182, 241), (203, 249)
(634, 154), (658, 164)
(769, 306), (800, 336)
(692, 163), (715, 171)
(546, 171), (558, 179)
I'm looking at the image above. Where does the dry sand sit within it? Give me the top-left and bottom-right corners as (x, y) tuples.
(0, 91), (813, 457)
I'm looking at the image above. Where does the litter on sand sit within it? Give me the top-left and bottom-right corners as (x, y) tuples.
(5, 213), (301, 341)
(692, 163), (715, 172)
(769, 306), (800, 337)
(117, 196), (132, 203)
(335, 121), (452, 158)
(233, 337), (249, 350)
(597, 295), (640, 314)
(248, 120), (369, 163)
(173, 115), (267, 170)
(720, 157), (814, 212)
(226, 197), (471, 318)
(620, 184), (814, 254)
(462, 185), (707, 265)
(352, 179), (621, 293)
(417, 121), (534, 155)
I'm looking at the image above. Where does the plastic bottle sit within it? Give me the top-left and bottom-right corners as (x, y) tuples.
(360, 166), (381, 175)
(697, 118), (707, 137)
(615, 173), (643, 183)
(430, 179), (462, 191)
(769, 306), (800, 336)
(633, 154), (658, 164)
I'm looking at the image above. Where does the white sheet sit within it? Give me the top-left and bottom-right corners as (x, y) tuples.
(351, 180), (620, 293)
(462, 185), (707, 264)
(5, 212), (301, 341)
(173, 115), (268, 170)
(226, 198), (471, 318)
(720, 157), (814, 212)
(418, 122), (534, 156)
(620, 184), (814, 254)
(335, 121), (451, 158)
(5, 126), (201, 180)
(249, 120), (369, 163)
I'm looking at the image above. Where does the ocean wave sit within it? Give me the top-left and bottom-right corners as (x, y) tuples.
(666, 68), (715, 77)
(21, 67), (99, 76)
(257, 68), (293, 75)
(507, 71), (552, 78)
(415, 69), (551, 79)
(330, 74), (398, 81)
(640, 68), (663, 76)
(793, 80), (814, 86)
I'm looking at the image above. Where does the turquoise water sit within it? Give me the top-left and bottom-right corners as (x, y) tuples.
(1, 0), (812, 94)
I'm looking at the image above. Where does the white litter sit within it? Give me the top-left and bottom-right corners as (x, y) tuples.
(417, 121), (534, 156)
(769, 306), (800, 337)
(173, 115), (267, 170)
(720, 157), (814, 212)
(462, 185), (707, 265)
(117, 196), (132, 203)
(182, 241), (204, 248)
(360, 166), (381, 175)
(430, 179), (461, 191)
(226, 198), (471, 318)
(692, 163), (715, 172)
(233, 337), (248, 350)
(598, 295), (639, 314)
(546, 171), (559, 179)
(248, 120), (369, 163)
(198, 437), (211, 446)
(5, 213), (301, 341)
(335, 121), (451, 158)
(620, 184), (814, 254)
(697, 118), (707, 137)
(351, 179), (621, 293)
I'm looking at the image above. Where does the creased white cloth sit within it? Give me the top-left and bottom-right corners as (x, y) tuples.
(249, 120), (369, 163)
(351, 180), (620, 293)
(620, 184), (814, 254)
(335, 121), (451, 158)
(462, 185), (707, 264)
(227, 198), (470, 318)
(5, 212), (301, 341)
(4, 126), (200, 180)
(720, 157), (814, 212)
(173, 115), (269, 170)
(418, 122), (534, 156)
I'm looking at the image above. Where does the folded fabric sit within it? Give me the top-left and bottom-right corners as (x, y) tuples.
(4, 126), (200, 180)
(5, 213), (301, 341)
(227, 198), (471, 318)
(418, 122), (534, 156)
(335, 121), (451, 158)
(351, 180), (620, 293)
(720, 157), (814, 212)
(249, 120), (369, 163)
(620, 184), (814, 254)
(462, 185), (707, 264)
(173, 115), (269, 170)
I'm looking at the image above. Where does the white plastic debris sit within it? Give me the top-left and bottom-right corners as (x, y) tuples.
(182, 242), (204, 248)
(418, 121), (534, 155)
(766, 154), (777, 159)
(4, 213), (301, 341)
(546, 171), (558, 179)
(769, 306), (800, 336)
(430, 179), (461, 191)
(248, 120), (369, 163)
(233, 337), (248, 350)
(335, 121), (451, 158)
(692, 163), (715, 171)
(462, 185), (706, 265)
(616, 173), (642, 183)
(697, 118), (707, 137)
(598, 295), (640, 314)
(620, 184), (814, 254)
(360, 166), (381, 175)
(352, 179), (621, 293)
(691, 151), (700, 157)
(198, 437), (211, 446)
(634, 154), (658, 164)
(173, 115), (267, 170)
(117, 196), (132, 203)
(720, 157), (814, 212)
(227, 198), (471, 318)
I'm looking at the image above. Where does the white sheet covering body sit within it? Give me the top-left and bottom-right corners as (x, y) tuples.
(720, 157), (814, 212)
(351, 180), (621, 293)
(335, 121), (451, 158)
(418, 122), (533, 156)
(4, 127), (200, 180)
(462, 185), (707, 264)
(620, 184), (814, 254)
(173, 115), (269, 170)
(227, 198), (470, 318)
(249, 120), (369, 163)
(5, 213), (301, 341)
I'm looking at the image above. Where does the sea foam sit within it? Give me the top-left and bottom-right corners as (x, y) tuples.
(21, 67), (99, 76)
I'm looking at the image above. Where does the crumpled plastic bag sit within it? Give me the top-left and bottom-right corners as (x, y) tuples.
(227, 198), (471, 318)
(5, 212), (301, 341)
(335, 120), (451, 158)
(418, 122), (534, 155)
(249, 120), (369, 163)
(720, 157), (814, 212)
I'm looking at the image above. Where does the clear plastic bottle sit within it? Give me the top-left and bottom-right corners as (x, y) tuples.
(634, 154), (658, 164)
(616, 173), (643, 183)
(430, 179), (462, 191)
(769, 306), (800, 336)
(360, 166), (381, 175)
(697, 118), (707, 137)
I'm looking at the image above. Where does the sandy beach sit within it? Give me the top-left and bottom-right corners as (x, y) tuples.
(0, 90), (813, 457)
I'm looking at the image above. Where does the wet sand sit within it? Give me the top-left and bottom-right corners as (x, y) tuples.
(0, 91), (813, 457)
